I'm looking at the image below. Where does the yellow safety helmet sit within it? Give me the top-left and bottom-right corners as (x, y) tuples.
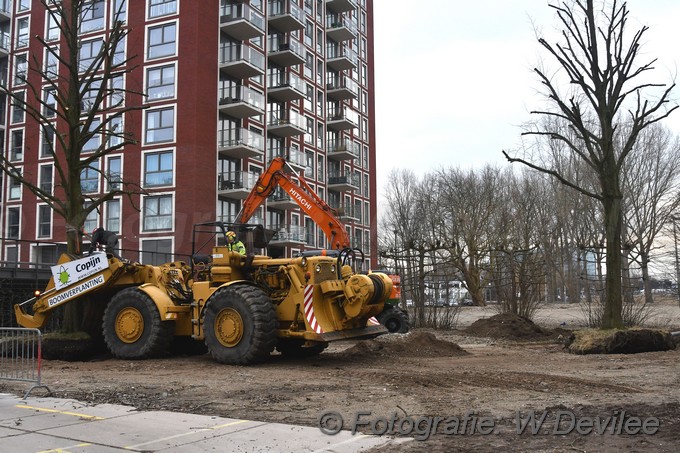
(226, 231), (236, 241)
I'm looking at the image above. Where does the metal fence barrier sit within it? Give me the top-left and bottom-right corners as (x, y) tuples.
(0, 327), (51, 399)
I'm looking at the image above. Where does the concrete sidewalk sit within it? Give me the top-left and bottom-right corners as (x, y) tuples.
(0, 393), (403, 452)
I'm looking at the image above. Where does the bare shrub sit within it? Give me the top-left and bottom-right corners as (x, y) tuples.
(579, 298), (656, 328)
(410, 306), (460, 330)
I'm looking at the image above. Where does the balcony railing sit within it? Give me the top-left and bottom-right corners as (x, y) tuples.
(267, 110), (306, 137)
(218, 85), (265, 118)
(268, 147), (307, 169)
(267, 71), (305, 101)
(328, 172), (360, 191)
(268, 35), (305, 67)
(268, 0), (305, 32)
(327, 138), (360, 160)
(326, 0), (357, 14)
(326, 14), (357, 42)
(219, 44), (265, 78)
(217, 170), (259, 192)
(270, 224), (307, 243)
(220, 3), (265, 40)
(218, 127), (264, 158)
(326, 44), (358, 71)
(327, 108), (358, 131)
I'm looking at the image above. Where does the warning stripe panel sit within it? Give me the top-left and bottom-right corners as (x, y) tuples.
(303, 285), (324, 334)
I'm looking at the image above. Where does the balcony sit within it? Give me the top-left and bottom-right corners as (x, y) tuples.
(218, 214), (264, 226)
(0, 1), (10, 22)
(326, 15), (357, 42)
(330, 204), (359, 221)
(219, 44), (265, 79)
(268, 0), (305, 33)
(267, 72), (305, 102)
(326, 0), (356, 14)
(268, 36), (305, 67)
(0, 33), (9, 57)
(218, 85), (264, 118)
(220, 3), (265, 41)
(269, 224), (307, 246)
(268, 147), (307, 171)
(218, 128), (264, 159)
(268, 110), (306, 137)
(327, 138), (360, 161)
(328, 172), (360, 192)
(327, 108), (358, 131)
(326, 76), (357, 101)
(267, 188), (300, 210)
(217, 171), (259, 200)
(326, 44), (358, 71)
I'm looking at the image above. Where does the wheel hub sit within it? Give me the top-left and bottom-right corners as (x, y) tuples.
(115, 307), (144, 344)
(215, 308), (243, 347)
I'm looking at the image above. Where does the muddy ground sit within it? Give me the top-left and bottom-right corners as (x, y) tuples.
(2, 303), (680, 452)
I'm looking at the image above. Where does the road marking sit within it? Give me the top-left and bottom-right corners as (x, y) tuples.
(124, 419), (251, 450)
(16, 404), (104, 420)
(37, 443), (92, 453)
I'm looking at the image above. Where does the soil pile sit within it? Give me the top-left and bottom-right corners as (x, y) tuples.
(464, 313), (548, 340)
(342, 331), (468, 358)
(568, 328), (676, 354)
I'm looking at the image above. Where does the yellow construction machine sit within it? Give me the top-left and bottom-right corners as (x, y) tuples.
(14, 222), (393, 364)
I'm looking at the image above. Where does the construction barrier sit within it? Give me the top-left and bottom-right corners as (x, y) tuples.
(0, 327), (51, 399)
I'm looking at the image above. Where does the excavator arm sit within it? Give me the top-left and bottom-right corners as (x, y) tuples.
(235, 157), (351, 250)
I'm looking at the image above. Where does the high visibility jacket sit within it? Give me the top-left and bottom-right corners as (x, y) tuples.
(228, 240), (246, 256)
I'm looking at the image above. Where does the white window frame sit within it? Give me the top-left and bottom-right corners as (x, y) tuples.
(6, 207), (21, 240)
(141, 193), (174, 232)
(80, 0), (106, 34)
(146, 20), (177, 61)
(139, 236), (174, 265)
(143, 104), (176, 145)
(142, 148), (175, 188)
(45, 9), (60, 42)
(105, 197), (122, 234)
(145, 61), (177, 102)
(80, 158), (101, 194)
(147, 0), (178, 20)
(36, 203), (53, 239)
(105, 154), (123, 191)
(15, 16), (29, 48)
(7, 167), (22, 201)
(39, 163), (53, 194)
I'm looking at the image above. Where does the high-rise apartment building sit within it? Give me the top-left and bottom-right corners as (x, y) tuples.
(0, 0), (377, 269)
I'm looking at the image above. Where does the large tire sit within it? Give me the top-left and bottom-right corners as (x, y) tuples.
(276, 339), (328, 358)
(102, 287), (175, 359)
(378, 306), (410, 334)
(203, 284), (277, 365)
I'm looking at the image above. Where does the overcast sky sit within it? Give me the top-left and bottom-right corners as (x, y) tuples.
(372, 0), (680, 203)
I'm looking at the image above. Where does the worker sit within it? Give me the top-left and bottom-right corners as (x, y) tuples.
(226, 230), (246, 255)
(89, 227), (121, 258)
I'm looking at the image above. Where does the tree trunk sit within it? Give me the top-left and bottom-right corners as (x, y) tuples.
(641, 250), (653, 305)
(602, 194), (624, 329)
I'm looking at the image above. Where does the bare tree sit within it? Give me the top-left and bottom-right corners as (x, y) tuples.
(504, 0), (677, 328)
(1, 1), (145, 332)
(621, 124), (680, 304)
(1, 0), (144, 255)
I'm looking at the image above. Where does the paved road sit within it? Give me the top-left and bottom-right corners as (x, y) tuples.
(0, 393), (405, 452)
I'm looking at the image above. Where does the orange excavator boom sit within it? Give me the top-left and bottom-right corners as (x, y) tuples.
(235, 157), (351, 250)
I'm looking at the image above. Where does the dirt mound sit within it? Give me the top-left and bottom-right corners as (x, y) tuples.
(342, 331), (468, 358)
(464, 313), (547, 340)
(568, 328), (677, 354)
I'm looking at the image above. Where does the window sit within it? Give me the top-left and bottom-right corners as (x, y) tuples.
(147, 22), (176, 60)
(18, 0), (31, 11)
(144, 150), (173, 187)
(11, 91), (25, 123)
(43, 88), (57, 118)
(141, 238), (172, 265)
(112, 0), (127, 23)
(14, 54), (28, 85)
(8, 168), (21, 200)
(106, 155), (122, 190)
(145, 106), (174, 144)
(113, 36), (126, 66)
(146, 64), (175, 100)
(5, 246), (19, 266)
(80, 0), (105, 33)
(46, 11), (60, 41)
(82, 118), (102, 152)
(81, 78), (102, 112)
(16, 17), (29, 48)
(109, 74), (125, 107)
(84, 204), (98, 233)
(39, 164), (53, 193)
(6, 207), (20, 239)
(41, 127), (55, 157)
(80, 161), (100, 193)
(10, 130), (23, 161)
(317, 155), (324, 183)
(79, 39), (102, 72)
(107, 115), (124, 147)
(45, 46), (59, 78)
(106, 199), (121, 233)
(143, 195), (172, 231)
(148, 0), (177, 18)
(37, 205), (52, 238)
